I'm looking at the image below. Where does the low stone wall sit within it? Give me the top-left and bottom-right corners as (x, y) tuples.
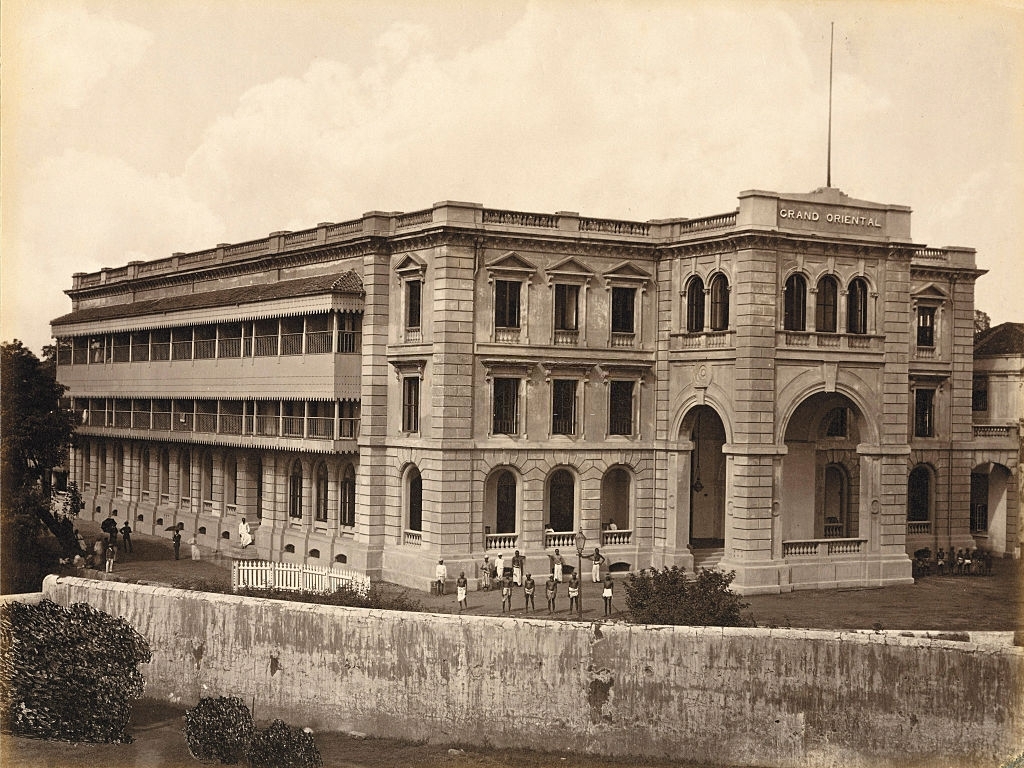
(41, 575), (1023, 768)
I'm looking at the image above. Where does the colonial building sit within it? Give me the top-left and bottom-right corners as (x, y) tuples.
(968, 322), (1023, 558)
(52, 186), (1018, 593)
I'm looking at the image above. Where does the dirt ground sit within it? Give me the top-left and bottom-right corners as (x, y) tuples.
(4, 520), (1020, 767)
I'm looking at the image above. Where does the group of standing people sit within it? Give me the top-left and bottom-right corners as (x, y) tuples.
(86, 513), (134, 572)
(479, 547), (608, 590)
(475, 546), (614, 615)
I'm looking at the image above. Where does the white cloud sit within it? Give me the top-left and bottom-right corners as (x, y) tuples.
(3, 0), (1022, 351)
(2, 149), (222, 348)
(9, 1), (152, 112)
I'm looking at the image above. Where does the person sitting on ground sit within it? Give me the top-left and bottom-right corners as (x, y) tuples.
(238, 518), (253, 548)
(93, 538), (106, 569)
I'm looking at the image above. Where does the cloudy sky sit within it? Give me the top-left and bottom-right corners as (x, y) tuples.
(2, 0), (1022, 354)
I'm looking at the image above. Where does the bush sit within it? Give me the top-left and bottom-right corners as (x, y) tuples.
(184, 696), (255, 764)
(247, 719), (323, 768)
(624, 567), (755, 627)
(235, 583), (425, 613)
(0, 599), (151, 742)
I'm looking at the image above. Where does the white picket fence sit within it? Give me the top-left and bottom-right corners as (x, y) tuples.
(232, 559), (370, 596)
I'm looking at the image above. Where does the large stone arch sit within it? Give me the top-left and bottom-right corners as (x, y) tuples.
(775, 367), (881, 447)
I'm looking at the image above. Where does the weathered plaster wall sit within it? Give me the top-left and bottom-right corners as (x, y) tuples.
(41, 576), (1023, 768)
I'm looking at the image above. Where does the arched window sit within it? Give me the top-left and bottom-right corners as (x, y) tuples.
(159, 449), (170, 498)
(140, 448), (150, 496)
(686, 277), (705, 332)
(815, 275), (838, 333)
(179, 450), (191, 503)
(224, 454), (237, 507)
(289, 460), (303, 518)
(548, 469), (575, 532)
(83, 442), (92, 488)
(847, 278), (868, 335)
(314, 462), (329, 522)
(709, 274), (729, 331)
(200, 452), (214, 504)
(407, 466), (422, 531)
(783, 274), (807, 331)
(907, 466), (931, 522)
(823, 464), (847, 537)
(496, 471), (516, 534)
(113, 445), (124, 492)
(339, 464), (356, 527)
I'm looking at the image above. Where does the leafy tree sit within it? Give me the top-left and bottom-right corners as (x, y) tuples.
(623, 567), (755, 627)
(1, 340), (79, 590)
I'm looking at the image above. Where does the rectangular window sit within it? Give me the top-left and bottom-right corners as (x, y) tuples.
(551, 379), (577, 436)
(554, 284), (579, 331)
(972, 378), (988, 412)
(402, 376), (420, 433)
(494, 280), (521, 329)
(406, 280), (422, 330)
(609, 380), (634, 436)
(914, 388), (935, 438)
(917, 306), (936, 347)
(492, 378), (520, 435)
(611, 287), (635, 334)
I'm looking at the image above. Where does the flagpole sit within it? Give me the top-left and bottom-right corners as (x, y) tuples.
(827, 22), (834, 188)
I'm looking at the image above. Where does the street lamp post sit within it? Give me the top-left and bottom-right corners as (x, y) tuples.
(574, 528), (587, 618)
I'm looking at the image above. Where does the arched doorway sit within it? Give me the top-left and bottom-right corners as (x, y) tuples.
(548, 469), (575, 532)
(822, 464), (848, 537)
(971, 463), (1013, 555)
(483, 468), (518, 546)
(781, 393), (863, 542)
(688, 405), (726, 547)
(600, 467), (631, 531)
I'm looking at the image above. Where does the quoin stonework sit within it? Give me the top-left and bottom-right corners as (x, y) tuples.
(51, 186), (1021, 593)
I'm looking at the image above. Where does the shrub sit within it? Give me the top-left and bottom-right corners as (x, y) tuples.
(624, 567), (755, 627)
(0, 599), (151, 742)
(247, 719), (323, 768)
(183, 696), (255, 764)
(234, 582), (425, 613)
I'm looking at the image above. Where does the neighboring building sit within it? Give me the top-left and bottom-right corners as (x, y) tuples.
(51, 186), (1016, 593)
(969, 322), (1023, 558)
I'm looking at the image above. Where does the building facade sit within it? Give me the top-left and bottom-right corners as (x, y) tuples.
(52, 186), (1018, 593)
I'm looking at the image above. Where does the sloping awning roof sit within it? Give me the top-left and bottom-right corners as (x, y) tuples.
(52, 271), (364, 328)
(974, 322), (1024, 357)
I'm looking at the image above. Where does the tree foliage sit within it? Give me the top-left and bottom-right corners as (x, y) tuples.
(1, 341), (79, 589)
(0, 599), (151, 743)
(623, 567), (755, 627)
(1, 341), (75, 495)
